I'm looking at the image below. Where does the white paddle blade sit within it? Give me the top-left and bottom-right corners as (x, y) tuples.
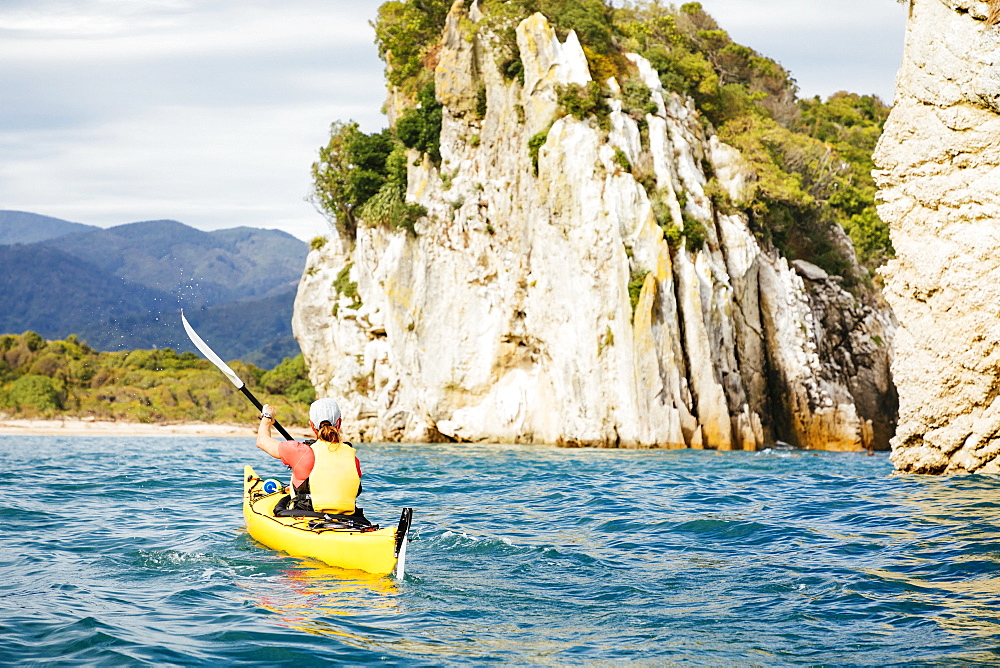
(395, 534), (408, 579)
(180, 310), (245, 389)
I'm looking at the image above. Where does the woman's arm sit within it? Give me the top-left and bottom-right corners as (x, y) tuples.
(255, 403), (281, 459)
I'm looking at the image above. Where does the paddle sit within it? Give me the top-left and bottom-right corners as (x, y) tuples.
(180, 310), (294, 441)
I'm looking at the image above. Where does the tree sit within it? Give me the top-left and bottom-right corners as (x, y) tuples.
(374, 0), (452, 91)
(6, 374), (64, 412)
(311, 123), (395, 241)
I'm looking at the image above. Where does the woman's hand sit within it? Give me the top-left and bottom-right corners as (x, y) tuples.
(255, 404), (281, 459)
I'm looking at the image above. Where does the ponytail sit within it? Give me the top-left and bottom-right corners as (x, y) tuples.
(317, 420), (341, 444)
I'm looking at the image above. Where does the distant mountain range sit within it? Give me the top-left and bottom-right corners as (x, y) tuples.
(0, 210), (309, 368)
(0, 210), (98, 244)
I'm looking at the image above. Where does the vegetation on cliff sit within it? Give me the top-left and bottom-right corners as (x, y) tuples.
(0, 331), (315, 423)
(312, 0), (892, 280)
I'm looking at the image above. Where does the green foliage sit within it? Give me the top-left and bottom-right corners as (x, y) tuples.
(613, 147), (632, 173)
(260, 355), (317, 405)
(557, 81), (611, 129)
(613, 3), (891, 276)
(311, 121), (396, 240)
(621, 79), (658, 119)
(717, 92), (892, 279)
(0, 335), (16, 354)
(310, 236), (327, 251)
(547, 0), (616, 53)
(0, 332), (315, 424)
(6, 375), (64, 413)
(649, 190), (676, 229)
(480, 0), (618, 76)
(617, 2), (797, 127)
(680, 211), (707, 250)
(501, 58), (525, 84)
(703, 177), (735, 216)
(313, 122), (427, 237)
(843, 208), (892, 271)
(358, 182), (427, 235)
(310, 92), (429, 237)
(649, 189), (709, 252)
(475, 85), (488, 119)
(650, 189), (678, 241)
(395, 81), (443, 163)
(628, 269), (650, 321)
(355, 0), (891, 285)
(333, 263), (360, 305)
(476, 1), (529, 81)
(385, 141), (409, 185)
(528, 128), (550, 175)
(374, 0), (452, 92)
(123, 348), (197, 371)
(22, 331), (45, 352)
(795, 92), (894, 271)
(718, 114), (840, 270)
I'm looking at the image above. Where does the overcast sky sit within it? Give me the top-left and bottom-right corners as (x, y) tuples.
(0, 1), (908, 242)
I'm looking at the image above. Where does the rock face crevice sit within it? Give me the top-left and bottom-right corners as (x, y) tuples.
(875, 0), (1000, 472)
(295, 5), (896, 450)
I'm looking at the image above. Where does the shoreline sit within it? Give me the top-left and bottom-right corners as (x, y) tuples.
(0, 417), (313, 438)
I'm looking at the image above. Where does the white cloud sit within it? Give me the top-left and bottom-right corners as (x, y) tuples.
(0, 1), (908, 240)
(0, 0), (387, 240)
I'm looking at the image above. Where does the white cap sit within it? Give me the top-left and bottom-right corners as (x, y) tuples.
(309, 398), (341, 427)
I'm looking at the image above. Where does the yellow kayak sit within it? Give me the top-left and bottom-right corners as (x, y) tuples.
(242, 465), (412, 576)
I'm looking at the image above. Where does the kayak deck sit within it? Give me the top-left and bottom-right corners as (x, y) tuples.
(242, 465), (411, 576)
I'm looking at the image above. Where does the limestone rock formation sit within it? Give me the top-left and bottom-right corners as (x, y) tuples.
(295, 4), (896, 450)
(874, 0), (1000, 473)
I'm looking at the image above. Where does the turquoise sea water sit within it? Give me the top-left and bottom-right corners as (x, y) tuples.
(2, 435), (1000, 665)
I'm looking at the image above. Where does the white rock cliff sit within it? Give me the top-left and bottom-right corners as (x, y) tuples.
(874, 0), (1000, 473)
(295, 5), (895, 450)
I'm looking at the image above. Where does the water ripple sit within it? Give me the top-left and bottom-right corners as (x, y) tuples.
(2, 438), (1000, 664)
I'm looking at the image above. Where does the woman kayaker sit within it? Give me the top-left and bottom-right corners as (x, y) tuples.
(255, 398), (363, 516)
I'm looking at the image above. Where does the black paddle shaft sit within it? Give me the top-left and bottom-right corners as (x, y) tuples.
(240, 385), (294, 441)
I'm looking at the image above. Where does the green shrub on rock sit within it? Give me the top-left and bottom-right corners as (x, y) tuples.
(528, 128), (550, 175)
(557, 81), (611, 130)
(374, 0), (452, 92)
(395, 81), (443, 163)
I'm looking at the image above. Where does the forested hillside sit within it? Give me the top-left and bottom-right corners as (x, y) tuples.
(0, 331), (315, 424)
(0, 215), (308, 367)
(0, 244), (168, 342)
(41, 220), (307, 305)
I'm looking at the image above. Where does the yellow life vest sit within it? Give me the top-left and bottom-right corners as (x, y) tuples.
(307, 440), (360, 513)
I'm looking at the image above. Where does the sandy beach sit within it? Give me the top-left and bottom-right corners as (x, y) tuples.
(0, 417), (313, 438)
